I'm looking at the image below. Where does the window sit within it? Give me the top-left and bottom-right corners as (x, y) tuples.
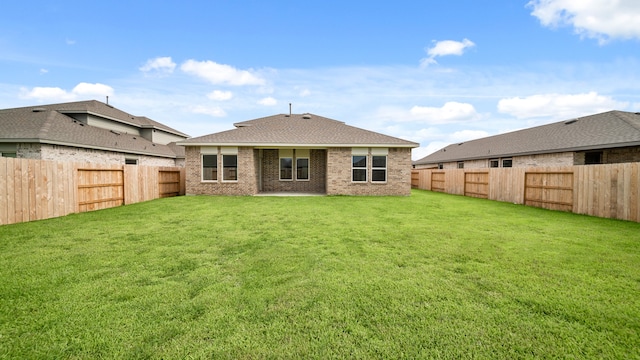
(279, 149), (293, 181)
(201, 147), (219, 182)
(220, 147), (238, 181)
(1, 152), (17, 158)
(352, 155), (367, 182)
(296, 158), (309, 180)
(585, 151), (603, 165)
(457, 161), (464, 169)
(502, 158), (513, 168)
(223, 155), (237, 181)
(125, 158), (138, 165)
(438, 163), (444, 169)
(372, 155), (387, 182)
(202, 154), (217, 181)
(489, 159), (499, 168)
(280, 157), (293, 180)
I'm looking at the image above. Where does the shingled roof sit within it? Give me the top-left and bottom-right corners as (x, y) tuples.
(0, 100), (186, 158)
(414, 110), (640, 165)
(177, 113), (418, 147)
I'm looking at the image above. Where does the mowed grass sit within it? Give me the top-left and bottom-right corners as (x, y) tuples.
(0, 190), (639, 359)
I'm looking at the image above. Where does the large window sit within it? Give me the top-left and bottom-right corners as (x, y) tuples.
(296, 158), (309, 180)
(352, 155), (367, 182)
(220, 146), (238, 182)
(223, 155), (237, 181)
(202, 154), (217, 181)
(371, 148), (388, 183)
(502, 158), (513, 168)
(280, 157), (293, 180)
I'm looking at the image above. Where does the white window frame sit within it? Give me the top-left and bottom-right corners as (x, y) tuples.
(371, 148), (388, 183)
(279, 149), (293, 181)
(295, 149), (310, 181)
(352, 148), (368, 183)
(221, 147), (238, 182)
(201, 147), (219, 182)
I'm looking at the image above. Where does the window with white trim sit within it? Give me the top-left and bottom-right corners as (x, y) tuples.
(296, 149), (310, 181)
(279, 149), (293, 180)
(371, 148), (388, 183)
(221, 147), (238, 181)
(352, 148), (368, 182)
(201, 147), (218, 182)
(202, 154), (217, 181)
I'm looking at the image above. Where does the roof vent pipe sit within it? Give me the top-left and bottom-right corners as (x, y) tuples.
(289, 103), (292, 116)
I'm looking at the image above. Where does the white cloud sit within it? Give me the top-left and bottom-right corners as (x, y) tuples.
(258, 96), (277, 106)
(20, 87), (76, 102)
(66, 39), (76, 45)
(497, 92), (628, 119)
(39, 69), (48, 74)
(20, 82), (114, 102)
(207, 90), (233, 101)
(421, 38), (475, 66)
(190, 105), (226, 117)
(528, 0), (640, 43)
(140, 56), (176, 74)
(72, 82), (114, 97)
(409, 102), (481, 124)
(181, 59), (265, 86)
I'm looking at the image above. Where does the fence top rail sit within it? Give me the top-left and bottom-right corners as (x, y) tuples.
(525, 171), (574, 175)
(77, 168), (124, 172)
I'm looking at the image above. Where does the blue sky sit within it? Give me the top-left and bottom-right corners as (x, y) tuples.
(2, 0), (639, 159)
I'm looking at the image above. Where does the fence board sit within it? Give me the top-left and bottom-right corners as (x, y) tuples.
(0, 158), (185, 225)
(464, 172), (489, 198)
(412, 163), (640, 222)
(431, 172), (445, 192)
(0, 159), (7, 225)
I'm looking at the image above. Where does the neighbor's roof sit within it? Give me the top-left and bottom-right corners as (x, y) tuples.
(0, 100), (186, 158)
(414, 110), (640, 165)
(177, 113), (419, 148)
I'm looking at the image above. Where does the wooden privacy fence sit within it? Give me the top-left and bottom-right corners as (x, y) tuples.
(411, 162), (640, 222)
(0, 157), (185, 225)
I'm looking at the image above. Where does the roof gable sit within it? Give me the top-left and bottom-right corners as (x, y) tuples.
(178, 113), (418, 147)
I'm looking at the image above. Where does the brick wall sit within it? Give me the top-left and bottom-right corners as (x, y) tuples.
(436, 152), (574, 169)
(574, 146), (640, 165)
(326, 147), (412, 196)
(15, 142), (179, 166)
(184, 146), (258, 195)
(261, 149), (326, 193)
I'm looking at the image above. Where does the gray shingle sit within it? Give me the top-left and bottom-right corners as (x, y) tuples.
(414, 110), (640, 165)
(0, 100), (185, 158)
(178, 113), (418, 147)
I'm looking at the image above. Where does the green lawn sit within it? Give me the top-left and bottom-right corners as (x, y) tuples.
(1, 190), (639, 359)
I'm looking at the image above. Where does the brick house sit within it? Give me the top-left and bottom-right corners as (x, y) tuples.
(414, 110), (640, 169)
(0, 100), (189, 166)
(177, 113), (418, 196)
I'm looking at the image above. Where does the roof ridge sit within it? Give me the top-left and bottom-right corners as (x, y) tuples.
(37, 110), (57, 139)
(612, 110), (640, 132)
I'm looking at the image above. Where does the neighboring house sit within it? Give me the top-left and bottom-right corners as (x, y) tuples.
(0, 100), (188, 166)
(414, 110), (640, 169)
(177, 113), (418, 195)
